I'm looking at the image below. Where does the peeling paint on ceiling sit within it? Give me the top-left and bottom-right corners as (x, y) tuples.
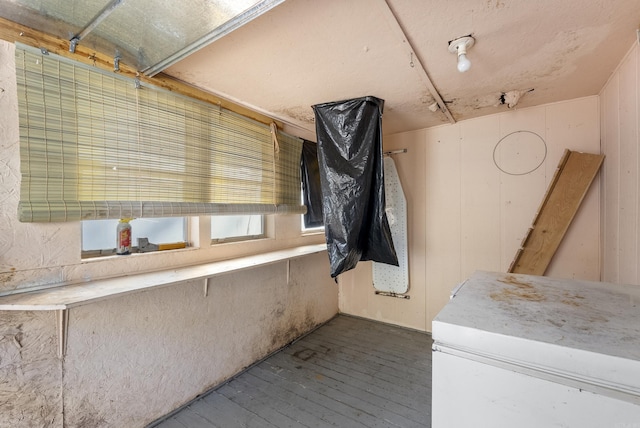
(165, 0), (640, 137)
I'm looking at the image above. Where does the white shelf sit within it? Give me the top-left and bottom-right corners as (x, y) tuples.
(0, 244), (327, 359)
(0, 244), (327, 311)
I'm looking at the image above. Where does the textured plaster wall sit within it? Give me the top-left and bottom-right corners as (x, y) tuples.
(62, 254), (336, 427)
(0, 39), (338, 427)
(0, 37), (78, 292)
(0, 311), (61, 426)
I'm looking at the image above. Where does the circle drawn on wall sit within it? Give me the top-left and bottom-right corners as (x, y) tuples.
(493, 130), (547, 176)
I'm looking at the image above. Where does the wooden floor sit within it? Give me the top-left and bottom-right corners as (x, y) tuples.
(151, 315), (433, 428)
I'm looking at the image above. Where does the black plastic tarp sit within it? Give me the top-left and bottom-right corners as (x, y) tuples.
(300, 140), (324, 228)
(312, 96), (398, 278)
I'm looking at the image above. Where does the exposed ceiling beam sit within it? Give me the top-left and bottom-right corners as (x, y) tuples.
(379, 0), (456, 124)
(143, 0), (285, 77)
(69, 0), (124, 53)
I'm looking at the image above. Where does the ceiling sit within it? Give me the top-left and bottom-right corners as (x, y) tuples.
(3, 0), (640, 139)
(165, 0), (640, 138)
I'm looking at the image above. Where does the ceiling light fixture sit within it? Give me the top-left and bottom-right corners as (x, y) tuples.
(448, 36), (475, 73)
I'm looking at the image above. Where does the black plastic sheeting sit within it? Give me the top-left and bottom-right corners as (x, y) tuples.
(312, 96), (398, 278)
(300, 140), (324, 228)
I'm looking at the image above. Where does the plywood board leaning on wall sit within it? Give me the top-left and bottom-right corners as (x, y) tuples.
(509, 149), (605, 275)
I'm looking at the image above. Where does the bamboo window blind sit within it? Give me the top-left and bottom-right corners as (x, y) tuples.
(15, 44), (305, 222)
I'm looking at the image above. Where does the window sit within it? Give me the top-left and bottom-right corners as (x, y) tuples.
(300, 188), (324, 233)
(15, 44), (305, 223)
(82, 217), (186, 257)
(300, 140), (324, 230)
(301, 214), (324, 233)
(211, 215), (264, 243)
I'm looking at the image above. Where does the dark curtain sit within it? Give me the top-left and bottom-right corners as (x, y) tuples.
(300, 140), (324, 228)
(312, 96), (398, 278)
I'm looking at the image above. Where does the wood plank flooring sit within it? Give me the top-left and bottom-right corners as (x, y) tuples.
(151, 315), (433, 428)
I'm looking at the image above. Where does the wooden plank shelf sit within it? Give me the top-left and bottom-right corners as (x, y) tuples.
(0, 244), (327, 359)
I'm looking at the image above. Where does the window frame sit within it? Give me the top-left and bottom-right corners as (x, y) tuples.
(210, 214), (266, 244)
(81, 216), (189, 259)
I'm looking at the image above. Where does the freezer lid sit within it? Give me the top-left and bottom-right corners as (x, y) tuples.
(432, 271), (640, 400)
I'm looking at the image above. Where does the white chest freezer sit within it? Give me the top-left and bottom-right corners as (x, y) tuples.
(432, 271), (640, 428)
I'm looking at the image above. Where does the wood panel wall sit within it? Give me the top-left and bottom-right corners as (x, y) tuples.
(600, 42), (640, 285)
(339, 97), (601, 332)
